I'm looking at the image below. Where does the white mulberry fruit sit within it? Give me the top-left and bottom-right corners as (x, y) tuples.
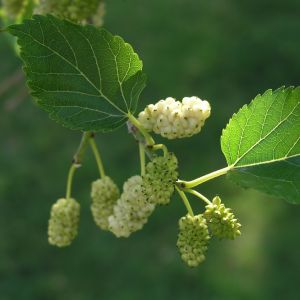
(177, 214), (210, 267)
(142, 152), (178, 205)
(91, 176), (119, 230)
(138, 96), (211, 139)
(108, 176), (155, 238)
(48, 198), (80, 247)
(204, 196), (241, 240)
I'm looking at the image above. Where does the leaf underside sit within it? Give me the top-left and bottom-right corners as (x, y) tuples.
(8, 14), (147, 132)
(221, 87), (300, 203)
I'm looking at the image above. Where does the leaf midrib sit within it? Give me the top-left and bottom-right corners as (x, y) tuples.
(233, 101), (300, 167)
(232, 153), (300, 169)
(102, 34), (130, 112)
(47, 18), (128, 115)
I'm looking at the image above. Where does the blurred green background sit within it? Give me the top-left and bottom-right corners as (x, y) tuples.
(1, 1), (300, 299)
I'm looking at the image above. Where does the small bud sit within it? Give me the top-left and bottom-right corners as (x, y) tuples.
(177, 214), (210, 267)
(138, 96), (211, 139)
(108, 176), (155, 238)
(91, 176), (120, 230)
(48, 198), (80, 247)
(204, 196), (241, 240)
(142, 152), (178, 205)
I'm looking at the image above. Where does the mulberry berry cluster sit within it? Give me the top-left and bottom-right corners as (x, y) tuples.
(42, 86), (242, 268)
(177, 214), (210, 267)
(48, 198), (80, 247)
(142, 152), (178, 205)
(108, 176), (155, 238)
(3, 0), (249, 269)
(204, 196), (241, 239)
(138, 97), (211, 139)
(90, 176), (119, 230)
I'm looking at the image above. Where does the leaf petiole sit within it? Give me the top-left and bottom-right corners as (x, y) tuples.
(177, 166), (232, 188)
(127, 113), (155, 146)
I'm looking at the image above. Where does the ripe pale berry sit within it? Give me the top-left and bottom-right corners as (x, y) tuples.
(108, 176), (155, 238)
(138, 96), (211, 139)
(91, 176), (120, 230)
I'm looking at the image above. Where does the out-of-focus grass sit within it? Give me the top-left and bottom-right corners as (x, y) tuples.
(1, 1), (300, 299)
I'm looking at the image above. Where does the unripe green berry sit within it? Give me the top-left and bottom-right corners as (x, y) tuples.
(204, 196), (241, 240)
(138, 96), (211, 139)
(48, 198), (80, 247)
(142, 152), (178, 205)
(177, 214), (210, 267)
(90, 176), (120, 230)
(108, 176), (155, 238)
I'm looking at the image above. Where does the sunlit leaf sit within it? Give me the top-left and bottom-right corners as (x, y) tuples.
(8, 14), (146, 132)
(221, 87), (300, 203)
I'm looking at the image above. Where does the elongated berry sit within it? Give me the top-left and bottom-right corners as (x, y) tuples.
(108, 176), (155, 238)
(142, 152), (178, 205)
(48, 198), (80, 247)
(91, 176), (119, 230)
(204, 196), (241, 239)
(177, 214), (210, 267)
(138, 96), (211, 139)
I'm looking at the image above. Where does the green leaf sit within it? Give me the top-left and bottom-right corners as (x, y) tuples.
(221, 87), (300, 204)
(8, 14), (146, 132)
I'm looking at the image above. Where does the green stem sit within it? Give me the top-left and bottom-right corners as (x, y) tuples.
(66, 164), (77, 199)
(73, 132), (93, 165)
(65, 131), (93, 199)
(175, 186), (194, 217)
(89, 136), (106, 178)
(127, 113), (155, 146)
(184, 189), (211, 205)
(150, 144), (168, 156)
(177, 166), (232, 189)
(139, 142), (146, 176)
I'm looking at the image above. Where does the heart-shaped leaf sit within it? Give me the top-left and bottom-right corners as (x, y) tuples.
(8, 14), (147, 132)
